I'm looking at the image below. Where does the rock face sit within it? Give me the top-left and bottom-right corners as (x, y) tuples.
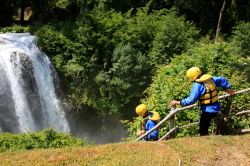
(0, 33), (70, 133)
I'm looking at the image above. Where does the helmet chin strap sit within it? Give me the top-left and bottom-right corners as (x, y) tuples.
(193, 74), (201, 82)
(196, 74), (202, 80)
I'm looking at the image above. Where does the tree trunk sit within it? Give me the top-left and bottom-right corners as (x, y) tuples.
(215, 0), (226, 41)
(32, 0), (42, 20)
(20, 0), (25, 25)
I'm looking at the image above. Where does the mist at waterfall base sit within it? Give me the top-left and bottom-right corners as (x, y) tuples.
(0, 33), (127, 144)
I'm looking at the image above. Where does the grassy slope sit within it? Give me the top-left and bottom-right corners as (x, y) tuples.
(0, 134), (249, 166)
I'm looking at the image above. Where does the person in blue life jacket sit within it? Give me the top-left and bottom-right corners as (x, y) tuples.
(135, 104), (160, 141)
(170, 67), (235, 136)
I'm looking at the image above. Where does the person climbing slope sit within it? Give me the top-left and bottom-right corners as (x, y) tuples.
(135, 104), (160, 141)
(170, 67), (235, 136)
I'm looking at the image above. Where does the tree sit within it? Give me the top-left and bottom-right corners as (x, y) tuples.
(31, 0), (57, 22)
(230, 22), (250, 57)
(95, 43), (152, 115)
(215, 0), (226, 41)
(0, 0), (15, 26)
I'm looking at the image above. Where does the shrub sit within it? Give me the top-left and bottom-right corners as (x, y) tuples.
(125, 40), (250, 139)
(95, 43), (151, 114)
(149, 11), (199, 65)
(0, 25), (29, 33)
(230, 22), (250, 57)
(0, 129), (86, 152)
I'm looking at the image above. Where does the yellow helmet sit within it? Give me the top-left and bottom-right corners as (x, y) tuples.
(149, 111), (160, 122)
(135, 104), (148, 117)
(186, 67), (202, 81)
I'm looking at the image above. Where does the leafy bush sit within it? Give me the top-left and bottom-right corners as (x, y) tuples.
(125, 40), (250, 139)
(33, 25), (76, 63)
(0, 25), (29, 33)
(0, 129), (86, 152)
(149, 11), (199, 65)
(230, 22), (250, 57)
(95, 43), (151, 114)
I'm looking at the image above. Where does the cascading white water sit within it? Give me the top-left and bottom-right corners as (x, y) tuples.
(0, 33), (70, 133)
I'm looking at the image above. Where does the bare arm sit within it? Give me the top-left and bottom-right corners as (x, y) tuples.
(224, 89), (235, 95)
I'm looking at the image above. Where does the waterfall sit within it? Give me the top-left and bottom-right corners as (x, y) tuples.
(0, 33), (70, 133)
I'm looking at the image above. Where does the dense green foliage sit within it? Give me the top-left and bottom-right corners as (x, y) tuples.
(0, 0), (249, 141)
(0, 129), (86, 152)
(230, 22), (250, 56)
(30, 8), (199, 117)
(125, 39), (250, 139)
(2, 0), (249, 33)
(0, 25), (30, 33)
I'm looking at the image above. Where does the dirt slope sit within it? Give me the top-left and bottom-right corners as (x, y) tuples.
(0, 134), (249, 166)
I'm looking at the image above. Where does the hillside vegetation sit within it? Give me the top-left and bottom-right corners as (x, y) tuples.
(0, 134), (249, 165)
(0, 0), (249, 143)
